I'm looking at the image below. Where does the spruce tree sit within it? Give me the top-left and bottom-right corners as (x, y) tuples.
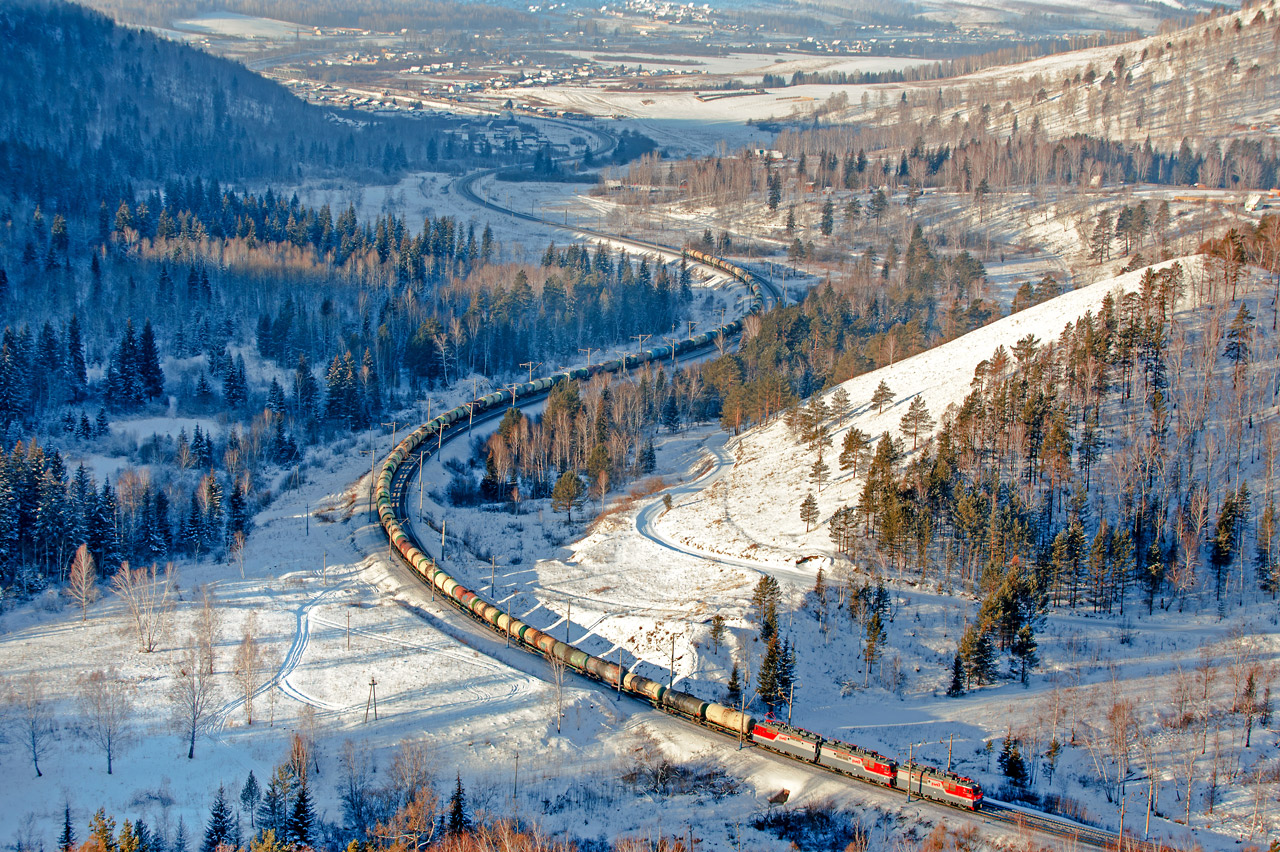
(946, 653), (965, 697)
(286, 777), (314, 847)
(172, 818), (188, 852)
(201, 786), (233, 852)
(660, 395), (680, 432)
(58, 804), (75, 852)
(757, 635), (783, 710)
(138, 321), (164, 401)
(446, 772), (470, 836)
(726, 662), (741, 707)
(240, 771), (261, 830)
(257, 771), (290, 838)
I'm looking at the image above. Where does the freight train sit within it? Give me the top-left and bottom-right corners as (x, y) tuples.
(374, 248), (982, 812)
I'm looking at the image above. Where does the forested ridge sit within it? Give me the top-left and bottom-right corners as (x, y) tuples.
(0, 0), (498, 216)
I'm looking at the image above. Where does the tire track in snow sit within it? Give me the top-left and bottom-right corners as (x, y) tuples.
(213, 586), (343, 728)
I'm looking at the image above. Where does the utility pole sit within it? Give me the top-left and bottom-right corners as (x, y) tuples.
(947, 733), (953, 773)
(490, 555), (498, 597)
(633, 333), (651, 357)
(519, 361), (541, 383)
(906, 743), (915, 802)
(346, 609), (351, 650)
(507, 384), (519, 407)
(322, 551), (327, 586)
(669, 633), (675, 691)
(381, 420), (398, 451)
(464, 401), (479, 434)
(663, 335), (679, 366)
(418, 452), (425, 518)
(616, 645), (623, 697)
(364, 677), (378, 722)
(578, 347), (598, 368)
(787, 681), (795, 726)
(566, 600), (571, 643)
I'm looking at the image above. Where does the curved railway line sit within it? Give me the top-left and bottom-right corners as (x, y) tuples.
(367, 162), (1160, 852)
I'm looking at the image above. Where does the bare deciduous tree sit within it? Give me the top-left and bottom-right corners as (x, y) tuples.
(112, 561), (175, 653)
(387, 737), (437, 810)
(170, 640), (218, 760)
(10, 670), (54, 777)
(67, 544), (97, 624)
(231, 531), (247, 579)
(548, 654), (567, 734)
(196, 586), (221, 676)
(232, 615), (263, 725)
(78, 668), (135, 774)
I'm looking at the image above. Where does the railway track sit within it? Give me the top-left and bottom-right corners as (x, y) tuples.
(372, 159), (1149, 851)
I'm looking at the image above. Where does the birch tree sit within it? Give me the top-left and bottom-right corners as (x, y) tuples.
(68, 544), (97, 624)
(112, 561), (175, 653)
(171, 641), (218, 759)
(78, 668), (135, 774)
(10, 671), (54, 777)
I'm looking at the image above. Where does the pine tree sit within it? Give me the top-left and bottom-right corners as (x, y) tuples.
(90, 810), (117, 852)
(201, 786), (234, 852)
(828, 504), (856, 555)
(863, 609), (885, 686)
(870, 379), (895, 414)
(550, 470), (585, 522)
(1010, 624), (1039, 685)
(119, 821), (139, 852)
(446, 772), (470, 836)
(898, 396), (935, 450)
(751, 575), (780, 640)
(799, 492), (818, 532)
(810, 453), (829, 492)
(839, 427), (870, 477)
